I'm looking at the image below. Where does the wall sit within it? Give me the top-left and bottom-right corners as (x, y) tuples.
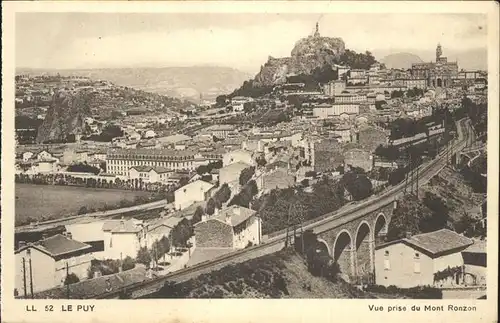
(54, 253), (93, 286)
(15, 248), (56, 295)
(107, 232), (142, 259)
(375, 243), (434, 288)
(175, 185), (207, 210)
(194, 219), (233, 248)
(233, 217), (261, 249)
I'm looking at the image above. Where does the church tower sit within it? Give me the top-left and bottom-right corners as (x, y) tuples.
(314, 22), (320, 37)
(436, 43), (443, 62)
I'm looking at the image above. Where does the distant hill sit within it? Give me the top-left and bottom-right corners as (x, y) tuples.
(377, 47), (487, 71)
(381, 53), (423, 69)
(16, 66), (252, 103)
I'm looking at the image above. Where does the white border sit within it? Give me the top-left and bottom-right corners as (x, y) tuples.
(2, 2), (498, 323)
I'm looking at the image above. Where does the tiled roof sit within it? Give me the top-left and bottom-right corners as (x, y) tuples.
(406, 229), (473, 255)
(215, 205), (256, 227)
(31, 266), (148, 299)
(377, 229), (474, 257)
(463, 240), (486, 254)
(220, 161), (251, 173)
(106, 148), (196, 158)
(17, 234), (92, 258)
(130, 165), (171, 174)
(102, 219), (142, 233)
(177, 179), (214, 193)
(110, 220), (143, 234)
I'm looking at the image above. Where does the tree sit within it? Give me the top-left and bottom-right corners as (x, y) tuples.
(422, 192), (449, 231)
(239, 166), (255, 186)
(64, 273), (80, 285)
(122, 256), (136, 271)
(256, 156), (267, 167)
(67, 163), (101, 175)
(78, 206), (88, 215)
(136, 247), (152, 268)
(171, 220), (193, 248)
(386, 196), (433, 242)
(339, 172), (373, 201)
(193, 206), (204, 224)
(206, 198), (216, 215)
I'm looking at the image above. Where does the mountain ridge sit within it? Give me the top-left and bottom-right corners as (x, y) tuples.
(17, 66), (252, 103)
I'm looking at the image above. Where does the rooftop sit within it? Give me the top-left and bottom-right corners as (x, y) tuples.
(376, 229), (474, 257)
(30, 265), (148, 299)
(16, 234), (92, 258)
(214, 205), (256, 227)
(107, 148), (196, 158)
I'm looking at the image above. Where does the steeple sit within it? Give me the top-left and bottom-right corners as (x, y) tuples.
(436, 43), (442, 62)
(314, 22), (320, 37)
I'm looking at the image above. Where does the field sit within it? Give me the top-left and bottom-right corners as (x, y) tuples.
(15, 184), (152, 225)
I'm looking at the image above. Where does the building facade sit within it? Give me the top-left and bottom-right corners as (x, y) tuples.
(106, 148), (199, 177)
(411, 44), (459, 88)
(15, 235), (93, 295)
(194, 205), (262, 249)
(374, 229), (473, 288)
(174, 179), (215, 210)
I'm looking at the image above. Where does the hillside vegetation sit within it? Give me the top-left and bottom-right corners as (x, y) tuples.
(153, 249), (366, 298)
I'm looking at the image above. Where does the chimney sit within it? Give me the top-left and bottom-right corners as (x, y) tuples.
(405, 231), (413, 239)
(66, 232), (73, 240)
(18, 241), (27, 249)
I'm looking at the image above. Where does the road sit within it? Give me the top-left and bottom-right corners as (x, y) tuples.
(94, 118), (470, 299)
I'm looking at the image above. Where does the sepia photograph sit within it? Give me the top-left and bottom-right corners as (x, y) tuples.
(2, 3), (497, 312)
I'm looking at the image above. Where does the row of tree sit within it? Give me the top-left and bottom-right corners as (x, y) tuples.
(15, 173), (182, 197)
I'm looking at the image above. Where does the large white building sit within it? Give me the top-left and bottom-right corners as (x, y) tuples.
(106, 148), (200, 177)
(313, 103), (360, 119)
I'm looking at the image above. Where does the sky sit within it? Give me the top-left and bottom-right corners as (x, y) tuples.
(16, 13), (487, 73)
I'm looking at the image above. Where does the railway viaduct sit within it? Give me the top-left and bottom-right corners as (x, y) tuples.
(311, 201), (395, 284)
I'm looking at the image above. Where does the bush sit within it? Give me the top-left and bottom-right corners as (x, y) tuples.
(78, 206), (88, 215)
(136, 247), (152, 268)
(64, 273), (80, 285)
(122, 256), (136, 271)
(364, 285), (442, 299)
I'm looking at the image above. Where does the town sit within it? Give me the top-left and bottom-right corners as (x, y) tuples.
(14, 24), (488, 300)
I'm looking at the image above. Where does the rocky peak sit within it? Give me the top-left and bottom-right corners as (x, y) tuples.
(36, 89), (93, 143)
(253, 26), (346, 86)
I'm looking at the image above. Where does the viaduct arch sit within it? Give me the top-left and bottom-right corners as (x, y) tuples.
(315, 202), (395, 284)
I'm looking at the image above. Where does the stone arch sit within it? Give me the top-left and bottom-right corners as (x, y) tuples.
(437, 78), (443, 87)
(374, 213), (388, 244)
(316, 238), (331, 256)
(333, 230), (354, 280)
(355, 221), (372, 281)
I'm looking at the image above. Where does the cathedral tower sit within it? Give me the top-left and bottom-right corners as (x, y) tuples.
(436, 43), (443, 62)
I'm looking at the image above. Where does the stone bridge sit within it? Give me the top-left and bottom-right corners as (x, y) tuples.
(312, 202), (396, 284)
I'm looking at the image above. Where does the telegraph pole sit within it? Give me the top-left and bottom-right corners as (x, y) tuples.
(29, 258), (34, 298)
(415, 164), (419, 198)
(22, 258), (27, 298)
(66, 262), (70, 299)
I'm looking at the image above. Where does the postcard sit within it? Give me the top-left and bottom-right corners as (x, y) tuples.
(1, 1), (498, 323)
